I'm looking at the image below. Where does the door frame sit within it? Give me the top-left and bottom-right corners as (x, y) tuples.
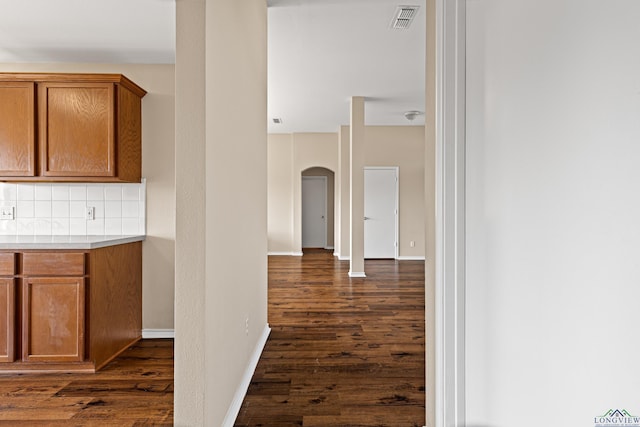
(364, 166), (399, 260)
(431, 0), (467, 426)
(301, 176), (327, 249)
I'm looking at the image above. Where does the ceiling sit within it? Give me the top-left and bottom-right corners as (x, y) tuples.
(0, 0), (425, 134)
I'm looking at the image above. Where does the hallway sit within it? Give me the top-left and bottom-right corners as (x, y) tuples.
(235, 250), (425, 427)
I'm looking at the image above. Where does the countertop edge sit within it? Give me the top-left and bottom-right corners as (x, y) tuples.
(0, 235), (146, 250)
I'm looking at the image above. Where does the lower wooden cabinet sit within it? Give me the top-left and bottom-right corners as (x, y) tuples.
(22, 277), (85, 363)
(0, 242), (142, 373)
(0, 278), (15, 363)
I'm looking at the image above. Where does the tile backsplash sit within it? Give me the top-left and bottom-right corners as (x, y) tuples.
(0, 181), (146, 236)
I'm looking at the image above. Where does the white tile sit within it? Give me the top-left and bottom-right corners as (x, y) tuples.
(17, 201), (34, 218)
(35, 184), (52, 201)
(87, 185), (104, 201)
(35, 219), (52, 235)
(0, 183), (17, 201)
(52, 201), (70, 217)
(69, 218), (87, 235)
(139, 217), (146, 235)
(105, 185), (123, 201)
(69, 185), (87, 201)
(51, 185), (70, 201)
(52, 218), (70, 235)
(17, 219), (35, 235)
(122, 185), (140, 201)
(105, 218), (122, 235)
(17, 184), (34, 201)
(86, 218), (105, 235)
(122, 218), (140, 235)
(34, 201), (52, 218)
(122, 201), (139, 218)
(0, 219), (17, 235)
(69, 201), (86, 218)
(105, 200), (122, 218)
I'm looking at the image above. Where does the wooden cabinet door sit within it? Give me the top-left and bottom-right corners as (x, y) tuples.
(22, 277), (85, 362)
(38, 82), (115, 177)
(0, 279), (15, 363)
(0, 82), (36, 176)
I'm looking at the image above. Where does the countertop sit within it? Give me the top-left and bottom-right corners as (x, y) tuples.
(0, 235), (145, 250)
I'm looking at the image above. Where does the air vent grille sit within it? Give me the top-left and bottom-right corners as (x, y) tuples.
(391, 5), (419, 29)
(272, 118), (282, 124)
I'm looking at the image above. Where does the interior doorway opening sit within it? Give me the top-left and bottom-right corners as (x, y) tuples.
(301, 167), (335, 251)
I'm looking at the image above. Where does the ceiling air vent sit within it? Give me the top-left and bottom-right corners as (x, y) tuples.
(391, 5), (420, 29)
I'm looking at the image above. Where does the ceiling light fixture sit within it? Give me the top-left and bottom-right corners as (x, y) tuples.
(404, 110), (423, 121)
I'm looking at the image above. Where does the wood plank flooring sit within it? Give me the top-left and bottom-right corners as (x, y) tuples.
(0, 339), (173, 425)
(0, 251), (423, 426)
(235, 249), (426, 427)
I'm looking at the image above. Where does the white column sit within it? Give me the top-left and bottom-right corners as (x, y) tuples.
(349, 96), (366, 277)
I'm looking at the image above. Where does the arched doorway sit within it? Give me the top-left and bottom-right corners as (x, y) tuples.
(301, 167), (335, 251)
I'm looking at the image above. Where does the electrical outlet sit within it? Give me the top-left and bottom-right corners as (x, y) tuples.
(0, 206), (15, 220)
(410, 240), (415, 247)
(86, 206), (95, 220)
(245, 318), (249, 335)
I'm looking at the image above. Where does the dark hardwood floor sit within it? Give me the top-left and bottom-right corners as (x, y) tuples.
(0, 339), (173, 426)
(0, 251), (424, 426)
(235, 249), (426, 427)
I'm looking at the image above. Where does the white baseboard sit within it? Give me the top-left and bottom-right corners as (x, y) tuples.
(324, 246), (334, 250)
(348, 271), (366, 278)
(222, 323), (271, 427)
(142, 329), (175, 339)
(267, 251), (304, 256)
(338, 255), (350, 261)
(396, 256), (426, 261)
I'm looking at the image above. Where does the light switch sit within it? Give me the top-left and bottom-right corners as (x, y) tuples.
(86, 206), (95, 220)
(0, 206), (15, 220)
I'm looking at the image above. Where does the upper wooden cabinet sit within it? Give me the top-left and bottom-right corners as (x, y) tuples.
(0, 73), (146, 182)
(0, 82), (36, 177)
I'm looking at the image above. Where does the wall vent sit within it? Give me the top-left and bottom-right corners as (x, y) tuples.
(272, 118), (282, 124)
(390, 5), (420, 29)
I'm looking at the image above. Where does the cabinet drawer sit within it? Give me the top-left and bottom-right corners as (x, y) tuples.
(22, 253), (85, 276)
(0, 253), (16, 276)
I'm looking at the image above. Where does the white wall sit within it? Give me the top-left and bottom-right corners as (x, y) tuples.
(174, 0), (206, 423)
(175, 0), (268, 425)
(338, 126), (350, 258)
(267, 132), (338, 255)
(267, 134), (294, 253)
(466, 1), (640, 425)
(268, 128), (425, 259)
(293, 133), (339, 254)
(365, 126), (425, 258)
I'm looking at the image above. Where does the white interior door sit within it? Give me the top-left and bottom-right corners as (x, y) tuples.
(302, 176), (327, 248)
(364, 167), (398, 259)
